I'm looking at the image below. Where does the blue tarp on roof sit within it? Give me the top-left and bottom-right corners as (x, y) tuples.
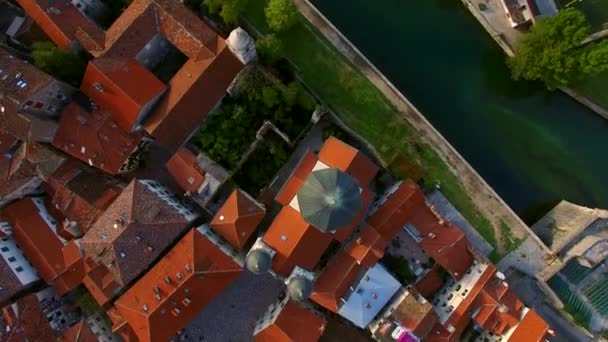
(338, 263), (401, 328)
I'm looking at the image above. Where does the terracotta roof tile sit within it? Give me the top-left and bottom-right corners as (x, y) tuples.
(414, 264), (444, 299)
(310, 251), (361, 313)
(3, 197), (83, 295)
(82, 256), (121, 306)
(165, 147), (205, 193)
(143, 46), (244, 151)
(0, 49), (57, 142)
(16, 0), (104, 50)
(45, 160), (124, 233)
(81, 59), (166, 131)
(80, 179), (193, 287)
(318, 137), (379, 187)
(345, 225), (386, 267)
(276, 151), (317, 206)
(0, 234), (31, 306)
(263, 206), (333, 277)
(391, 288), (438, 339)
(368, 180), (473, 279)
(58, 319), (97, 342)
(506, 309), (550, 342)
(438, 263), (496, 341)
(255, 300), (326, 342)
(1, 293), (55, 342)
(112, 228), (242, 342)
(210, 189), (265, 250)
(52, 103), (142, 175)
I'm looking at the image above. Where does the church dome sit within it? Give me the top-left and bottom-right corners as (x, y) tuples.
(246, 249), (272, 274)
(296, 168), (362, 232)
(287, 276), (313, 301)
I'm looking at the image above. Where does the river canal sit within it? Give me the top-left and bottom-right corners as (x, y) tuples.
(311, 0), (608, 223)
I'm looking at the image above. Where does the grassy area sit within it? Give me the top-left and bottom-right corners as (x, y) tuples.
(499, 220), (523, 253)
(232, 133), (292, 195)
(194, 67), (313, 171)
(243, 0), (501, 252)
(574, 71), (608, 110)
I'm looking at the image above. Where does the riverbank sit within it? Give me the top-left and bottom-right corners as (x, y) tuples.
(461, 0), (608, 120)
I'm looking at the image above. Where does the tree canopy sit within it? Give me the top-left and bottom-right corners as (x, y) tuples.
(202, 0), (248, 25)
(31, 41), (88, 87)
(265, 0), (298, 32)
(256, 34), (283, 64)
(508, 8), (608, 89)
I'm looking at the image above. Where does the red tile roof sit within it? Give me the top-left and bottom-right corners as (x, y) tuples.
(1, 293), (56, 342)
(428, 263), (496, 342)
(471, 278), (524, 336)
(0, 49), (56, 142)
(345, 225), (386, 267)
(16, 0), (105, 51)
(414, 264), (444, 299)
(276, 151), (317, 206)
(58, 320), (97, 342)
(310, 251), (361, 313)
(367, 180), (473, 279)
(143, 44), (244, 151)
(53, 103), (143, 175)
(255, 301), (326, 342)
(507, 309), (550, 342)
(3, 197), (83, 295)
(318, 137), (379, 187)
(0, 140), (65, 206)
(45, 160), (124, 233)
(390, 288), (438, 339)
(210, 189), (265, 250)
(262, 206), (334, 277)
(82, 256), (121, 306)
(80, 179), (193, 287)
(165, 147), (205, 194)
(81, 59), (166, 131)
(111, 228), (242, 342)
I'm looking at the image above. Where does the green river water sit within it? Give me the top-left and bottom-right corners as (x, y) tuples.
(312, 0), (608, 223)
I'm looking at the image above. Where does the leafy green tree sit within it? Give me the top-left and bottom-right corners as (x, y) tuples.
(202, 0), (248, 25)
(508, 8), (608, 89)
(31, 41), (88, 87)
(265, 0), (297, 32)
(256, 34), (283, 64)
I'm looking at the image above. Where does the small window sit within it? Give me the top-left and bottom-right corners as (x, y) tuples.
(8, 256), (16, 262)
(76, 2), (82, 8)
(15, 266), (23, 273)
(1, 247), (9, 252)
(46, 105), (56, 112)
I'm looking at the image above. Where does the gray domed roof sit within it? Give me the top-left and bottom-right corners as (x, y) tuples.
(287, 276), (312, 301)
(246, 249), (272, 274)
(228, 27), (253, 51)
(296, 168), (362, 232)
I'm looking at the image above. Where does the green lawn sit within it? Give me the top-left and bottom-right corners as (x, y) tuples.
(575, 71), (608, 110)
(243, 1), (500, 252)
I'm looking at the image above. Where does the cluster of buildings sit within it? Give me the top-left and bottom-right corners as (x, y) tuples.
(0, 0), (558, 341)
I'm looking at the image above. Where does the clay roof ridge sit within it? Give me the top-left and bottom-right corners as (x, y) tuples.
(151, 0), (214, 55)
